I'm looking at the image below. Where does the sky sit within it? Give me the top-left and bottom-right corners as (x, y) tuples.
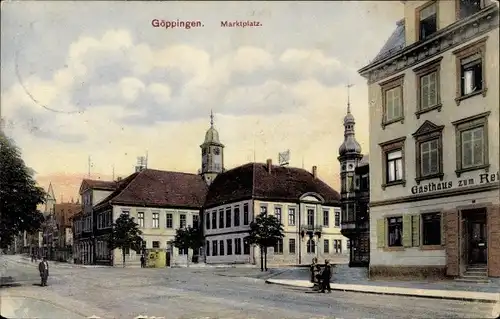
(1, 1), (403, 202)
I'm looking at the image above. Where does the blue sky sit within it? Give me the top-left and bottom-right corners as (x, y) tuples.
(1, 1), (403, 199)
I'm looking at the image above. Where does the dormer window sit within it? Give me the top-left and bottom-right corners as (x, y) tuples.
(418, 2), (437, 41)
(458, 0), (482, 19)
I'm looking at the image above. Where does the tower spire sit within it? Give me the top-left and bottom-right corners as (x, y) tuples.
(347, 83), (353, 114)
(210, 109), (214, 127)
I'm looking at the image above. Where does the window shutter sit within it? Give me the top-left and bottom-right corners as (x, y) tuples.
(411, 214), (420, 247)
(403, 215), (412, 248)
(376, 219), (385, 248)
(440, 213), (446, 246)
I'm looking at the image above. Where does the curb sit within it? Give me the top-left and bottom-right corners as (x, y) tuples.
(265, 280), (499, 304)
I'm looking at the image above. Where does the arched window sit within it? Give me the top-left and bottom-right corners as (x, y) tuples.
(307, 239), (315, 254)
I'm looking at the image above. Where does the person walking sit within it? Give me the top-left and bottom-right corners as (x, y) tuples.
(140, 255), (145, 268)
(38, 257), (49, 287)
(320, 259), (332, 293)
(309, 257), (318, 283)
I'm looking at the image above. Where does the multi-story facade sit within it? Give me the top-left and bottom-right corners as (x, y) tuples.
(73, 179), (117, 264)
(92, 170), (207, 267)
(337, 98), (370, 267)
(359, 1), (499, 278)
(52, 201), (80, 261)
(204, 160), (346, 266)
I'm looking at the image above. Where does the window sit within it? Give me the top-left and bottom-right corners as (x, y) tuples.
(191, 214), (198, 229)
(166, 213), (173, 229)
(235, 238), (242, 255)
(205, 212), (211, 230)
(347, 175), (353, 192)
(347, 240), (351, 249)
(452, 112), (490, 176)
(422, 212), (442, 246)
(458, 0), (482, 19)
(225, 207), (231, 228)
(380, 75), (404, 128)
(413, 121), (445, 182)
(137, 212), (144, 228)
(234, 206), (240, 227)
(335, 211), (340, 227)
(243, 239), (250, 255)
(360, 174), (369, 190)
(260, 205), (267, 216)
(179, 214), (186, 228)
(288, 207), (296, 226)
(243, 204), (249, 225)
(274, 239), (283, 254)
(453, 37), (487, 104)
(324, 239), (330, 253)
(212, 211), (217, 229)
(421, 140), (439, 174)
(206, 241), (210, 256)
(380, 137), (406, 188)
(414, 58), (442, 117)
(334, 240), (342, 253)
(152, 212), (159, 228)
(289, 238), (296, 254)
(418, 2), (437, 41)
(218, 209), (224, 228)
(323, 210), (329, 227)
(212, 241), (218, 256)
(274, 207), (282, 223)
(226, 239), (233, 255)
(388, 216), (403, 247)
(152, 241), (160, 248)
(219, 240), (225, 256)
(306, 239), (315, 254)
(307, 209), (314, 226)
(121, 210), (129, 216)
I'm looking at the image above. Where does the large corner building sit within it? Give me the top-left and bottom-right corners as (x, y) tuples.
(359, 1), (499, 279)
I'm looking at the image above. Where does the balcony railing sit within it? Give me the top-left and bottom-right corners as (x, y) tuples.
(300, 225), (322, 233)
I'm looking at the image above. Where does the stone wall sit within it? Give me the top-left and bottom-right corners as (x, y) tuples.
(488, 205), (500, 277)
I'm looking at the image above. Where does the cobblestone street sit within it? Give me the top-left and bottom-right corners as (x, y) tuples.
(1, 255), (497, 318)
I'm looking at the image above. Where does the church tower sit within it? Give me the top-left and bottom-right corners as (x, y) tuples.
(44, 182), (56, 216)
(200, 110), (224, 185)
(338, 85), (363, 198)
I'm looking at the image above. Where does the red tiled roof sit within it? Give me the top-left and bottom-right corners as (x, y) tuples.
(204, 163), (340, 208)
(95, 169), (208, 210)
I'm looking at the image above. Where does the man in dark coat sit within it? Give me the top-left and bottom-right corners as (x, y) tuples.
(38, 257), (49, 286)
(320, 259), (332, 293)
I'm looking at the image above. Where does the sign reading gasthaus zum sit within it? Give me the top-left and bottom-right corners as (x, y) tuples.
(411, 172), (500, 195)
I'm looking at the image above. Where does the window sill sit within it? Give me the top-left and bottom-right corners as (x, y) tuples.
(455, 88), (488, 106)
(383, 246), (405, 252)
(420, 245), (443, 251)
(382, 180), (406, 190)
(455, 164), (490, 177)
(381, 117), (405, 130)
(415, 173), (444, 185)
(415, 103), (442, 119)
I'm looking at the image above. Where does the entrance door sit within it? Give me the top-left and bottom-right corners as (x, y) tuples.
(468, 214), (487, 264)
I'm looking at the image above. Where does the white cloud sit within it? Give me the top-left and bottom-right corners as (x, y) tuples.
(279, 49), (342, 75)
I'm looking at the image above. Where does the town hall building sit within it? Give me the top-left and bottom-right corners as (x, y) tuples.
(74, 112), (347, 267)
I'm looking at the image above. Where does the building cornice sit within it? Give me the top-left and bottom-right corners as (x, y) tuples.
(359, 5), (499, 84)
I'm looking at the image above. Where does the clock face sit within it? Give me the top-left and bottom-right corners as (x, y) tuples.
(213, 147), (220, 155)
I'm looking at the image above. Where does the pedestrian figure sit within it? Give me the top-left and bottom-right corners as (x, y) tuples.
(140, 255), (145, 268)
(320, 259), (332, 293)
(38, 257), (49, 287)
(309, 257), (318, 283)
(31, 254), (34, 262)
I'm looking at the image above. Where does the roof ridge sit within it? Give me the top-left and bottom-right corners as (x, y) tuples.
(95, 172), (140, 208)
(145, 168), (199, 176)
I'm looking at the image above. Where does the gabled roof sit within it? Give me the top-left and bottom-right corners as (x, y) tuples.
(204, 163), (340, 208)
(79, 179), (117, 195)
(94, 169), (208, 210)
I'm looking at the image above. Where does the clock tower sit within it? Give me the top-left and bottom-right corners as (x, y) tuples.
(200, 110), (224, 185)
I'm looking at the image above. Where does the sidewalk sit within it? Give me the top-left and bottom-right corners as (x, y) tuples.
(265, 278), (500, 304)
(11, 255), (108, 269)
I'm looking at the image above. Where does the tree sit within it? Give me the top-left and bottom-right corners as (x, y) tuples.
(107, 214), (144, 267)
(172, 226), (203, 267)
(245, 213), (284, 271)
(0, 133), (46, 249)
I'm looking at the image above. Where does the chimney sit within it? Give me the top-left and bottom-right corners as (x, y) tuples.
(312, 166), (317, 178)
(266, 159), (272, 173)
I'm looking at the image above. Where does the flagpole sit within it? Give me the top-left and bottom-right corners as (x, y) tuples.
(88, 156), (91, 177)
